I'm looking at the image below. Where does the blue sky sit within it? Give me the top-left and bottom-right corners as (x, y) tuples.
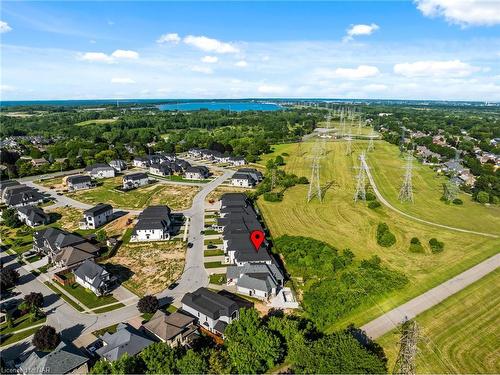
(1, 1), (500, 101)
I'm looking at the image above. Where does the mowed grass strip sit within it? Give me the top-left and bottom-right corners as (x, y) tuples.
(67, 177), (199, 210)
(377, 270), (500, 374)
(204, 261), (226, 268)
(257, 140), (500, 330)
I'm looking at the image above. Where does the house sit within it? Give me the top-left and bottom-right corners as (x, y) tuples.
(226, 262), (284, 300)
(33, 227), (99, 262)
(181, 287), (239, 337)
(80, 203), (113, 229)
(85, 163), (116, 179)
(231, 172), (256, 188)
(74, 260), (115, 296)
(123, 172), (149, 190)
(131, 205), (172, 242)
(4, 185), (44, 207)
(16, 205), (49, 227)
(109, 159), (127, 172)
(142, 310), (198, 347)
(442, 160), (466, 175)
(229, 156), (246, 166)
(67, 175), (92, 191)
(133, 156), (150, 168)
(0, 179), (20, 202)
(53, 245), (98, 269)
(236, 168), (263, 182)
(149, 162), (172, 177)
(31, 158), (48, 168)
(96, 323), (154, 361)
(184, 166), (209, 180)
(458, 171), (477, 186)
(19, 341), (89, 375)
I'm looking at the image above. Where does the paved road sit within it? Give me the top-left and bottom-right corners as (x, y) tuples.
(362, 157), (499, 239)
(361, 253), (500, 339)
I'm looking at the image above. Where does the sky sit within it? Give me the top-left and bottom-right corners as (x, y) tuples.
(1, 1), (500, 101)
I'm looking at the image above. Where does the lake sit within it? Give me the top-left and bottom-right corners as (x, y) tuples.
(157, 101), (283, 111)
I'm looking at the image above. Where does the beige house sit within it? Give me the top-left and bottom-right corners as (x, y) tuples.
(142, 310), (198, 347)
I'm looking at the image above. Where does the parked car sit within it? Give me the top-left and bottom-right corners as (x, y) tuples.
(187, 242), (193, 248)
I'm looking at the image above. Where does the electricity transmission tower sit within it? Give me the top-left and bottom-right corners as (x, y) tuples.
(399, 126), (407, 156)
(271, 168), (277, 190)
(367, 133), (376, 152)
(353, 152), (367, 202)
(443, 180), (459, 202)
(357, 117), (363, 134)
(345, 134), (353, 156)
(307, 140), (324, 203)
(399, 154), (414, 203)
(393, 320), (419, 375)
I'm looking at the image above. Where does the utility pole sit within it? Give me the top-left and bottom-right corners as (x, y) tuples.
(393, 320), (419, 375)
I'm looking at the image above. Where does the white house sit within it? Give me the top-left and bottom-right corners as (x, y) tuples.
(229, 157), (246, 166)
(230, 172), (256, 187)
(184, 166), (209, 180)
(74, 260), (115, 296)
(181, 287), (239, 337)
(226, 263), (284, 300)
(133, 157), (150, 168)
(109, 159), (127, 172)
(80, 203), (113, 230)
(67, 175), (92, 191)
(123, 173), (149, 190)
(84, 163), (116, 179)
(131, 205), (172, 242)
(149, 163), (172, 177)
(16, 205), (49, 227)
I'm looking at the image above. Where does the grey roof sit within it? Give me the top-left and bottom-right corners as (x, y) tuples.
(74, 260), (110, 289)
(185, 166), (208, 175)
(85, 163), (114, 172)
(181, 287), (239, 320)
(67, 175), (91, 184)
(124, 172), (148, 181)
(213, 320), (228, 334)
(20, 341), (88, 375)
(0, 179), (19, 193)
(17, 205), (49, 224)
(96, 323), (154, 361)
(227, 262), (283, 293)
(6, 188), (44, 206)
(33, 227), (91, 252)
(84, 203), (113, 217)
(231, 173), (256, 183)
(54, 246), (97, 267)
(133, 205), (172, 234)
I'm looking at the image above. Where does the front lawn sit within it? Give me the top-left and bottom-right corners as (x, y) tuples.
(59, 283), (119, 309)
(44, 282), (84, 312)
(204, 261), (226, 269)
(0, 314), (46, 335)
(209, 273), (227, 285)
(204, 238), (223, 246)
(204, 249), (224, 257)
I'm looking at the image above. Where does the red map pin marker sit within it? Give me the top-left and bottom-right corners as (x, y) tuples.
(250, 230), (265, 252)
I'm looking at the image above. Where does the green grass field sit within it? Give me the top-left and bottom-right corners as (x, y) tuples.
(257, 140), (500, 330)
(378, 270), (500, 374)
(59, 283), (120, 309)
(75, 118), (118, 126)
(67, 177), (199, 210)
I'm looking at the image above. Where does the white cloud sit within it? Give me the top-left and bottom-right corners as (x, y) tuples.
(363, 84), (388, 92)
(79, 52), (114, 63)
(201, 55), (218, 63)
(191, 66), (213, 74)
(317, 65), (380, 79)
(0, 84), (16, 92)
(415, 0), (500, 26)
(184, 35), (239, 54)
(111, 77), (135, 84)
(111, 49), (139, 59)
(235, 60), (248, 67)
(0, 21), (13, 34)
(258, 84), (287, 94)
(394, 60), (481, 77)
(157, 33), (181, 44)
(344, 23), (379, 41)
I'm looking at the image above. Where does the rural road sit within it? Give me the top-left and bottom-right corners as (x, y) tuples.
(361, 253), (500, 339)
(361, 157), (499, 239)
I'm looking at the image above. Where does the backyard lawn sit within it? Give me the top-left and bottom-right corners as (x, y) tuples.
(103, 240), (186, 296)
(257, 140), (500, 331)
(67, 177), (199, 210)
(378, 270), (500, 374)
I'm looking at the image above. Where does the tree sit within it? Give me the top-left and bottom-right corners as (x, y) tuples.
(140, 342), (176, 374)
(208, 349), (232, 374)
(275, 155), (285, 166)
(429, 238), (445, 253)
(32, 325), (60, 351)
(176, 349), (208, 374)
(90, 359), (112, 374)
(1, 208), (21, 228)
(476, 191), (490, 204)
(225, 308), (282, 374)
(5, 312), (14, 329)
(1, 268), (20, 289)
(24, 292), (44, 309)
(111, 353), (144, 374)
(293, 332), (387, 374)
(96, 230), (107, 243)
(137, 295), (159, 314)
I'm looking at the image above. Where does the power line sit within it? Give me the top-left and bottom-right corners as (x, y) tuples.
(398, 153), (414, 203)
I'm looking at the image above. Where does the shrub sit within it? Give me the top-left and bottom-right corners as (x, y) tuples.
(492, 196), (499, 205)
(275, 155), (285, 166)
(32, 325), (60, 351)
(297, 176), (309, 184)
(410, 237), (420, 245)
(476, 191), (489, 204)
(281, 152), (289, 157)
(376, 223), (396, 247)
(365, 192), (376, 201)
(263, 192), (283, 202)
(137, 295), (159, 314)
(429, 238), (444, 253)
(452, 198), (463, 205)
(368, 201), (381, 209)
(409, 238), (424, 253)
